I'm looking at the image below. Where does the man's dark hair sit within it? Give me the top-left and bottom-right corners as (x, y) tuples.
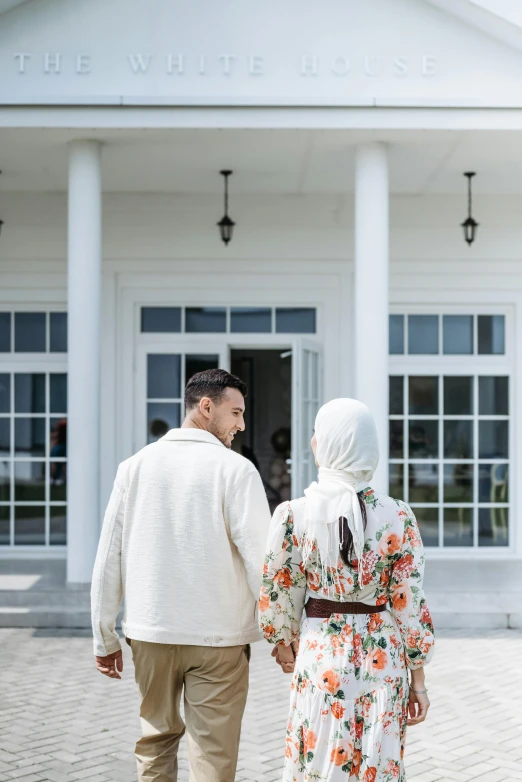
(184, 368), (248, 411)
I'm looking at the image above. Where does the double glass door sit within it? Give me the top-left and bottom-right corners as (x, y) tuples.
(135, 337), (322, 497)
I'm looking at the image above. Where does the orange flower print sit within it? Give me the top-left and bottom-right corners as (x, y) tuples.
(364, 767), (377, 782)
(391, 582), (412, 612)
(331, 635), (341, 650)
(351, 747), (362, 776)
(355, 718), (364, 740)
(302, 727), (317, 755)
(331, 701), (345, 720)
(318, 669), (340, 695)
(393, 552), (414, 581)
(259, 588), (270, 613)
(308, 570), (321, 592)
(263, 623), (276, 639)
(330, 740), (353, 766)
(274, 568), (293, 590)
(340, 623), (353, 643)
(369, 647), (388, 671)
(368, 613), (383, 633)
(379, 532), (402, 557)
(421, 602), (433, 626)
(353, 634), (363, 668)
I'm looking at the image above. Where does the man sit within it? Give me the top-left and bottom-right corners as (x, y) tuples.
(91, 368), (271, 782)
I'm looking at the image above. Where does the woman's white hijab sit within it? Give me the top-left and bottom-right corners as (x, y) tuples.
(302, 398), (379, 593)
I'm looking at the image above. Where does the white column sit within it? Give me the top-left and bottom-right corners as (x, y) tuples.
(354, 143), (389, 493)
(67, 140), (102, 584)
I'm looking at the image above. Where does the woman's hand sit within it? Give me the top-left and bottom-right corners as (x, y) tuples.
(407, 688), (430, 726)
(272, 643), (295, 674)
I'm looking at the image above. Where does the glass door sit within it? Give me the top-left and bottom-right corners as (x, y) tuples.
(135, 340), (229, 451)
(291, 337), (322, 497)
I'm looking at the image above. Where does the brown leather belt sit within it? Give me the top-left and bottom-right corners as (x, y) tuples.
(305, 597), (388, 618)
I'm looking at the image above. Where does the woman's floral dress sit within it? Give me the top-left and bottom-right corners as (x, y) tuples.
(259, 488), (435, 782)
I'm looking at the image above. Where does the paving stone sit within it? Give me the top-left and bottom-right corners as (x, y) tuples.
(1, 628), (522, 781)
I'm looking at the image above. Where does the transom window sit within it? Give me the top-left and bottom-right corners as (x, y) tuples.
(141, 306), (316, 335)
(0, 312), (67, 353)
(0, 372), (67, 547)
(390, 314), (505, 356)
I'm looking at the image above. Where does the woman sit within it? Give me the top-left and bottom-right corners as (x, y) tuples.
(259, 398), (435, 781)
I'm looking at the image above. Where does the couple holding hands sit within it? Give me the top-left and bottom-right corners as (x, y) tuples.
(92, 368), (434, 782)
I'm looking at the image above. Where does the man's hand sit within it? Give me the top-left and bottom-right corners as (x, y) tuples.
(271, 643), (295, 674)
(95, 650), (123, 679)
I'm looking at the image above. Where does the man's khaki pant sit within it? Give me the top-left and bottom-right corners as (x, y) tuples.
(130, 640), (250, 782)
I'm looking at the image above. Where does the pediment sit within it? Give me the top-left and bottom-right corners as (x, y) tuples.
(1, 0), (522, 107)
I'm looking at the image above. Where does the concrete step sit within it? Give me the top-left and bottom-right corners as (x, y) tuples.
(0, 604), (520, 629)
(0, 589), (90, 607)
(0, 606), (123, 628)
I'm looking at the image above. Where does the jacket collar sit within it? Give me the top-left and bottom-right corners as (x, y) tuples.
(160, 428), (225, 448)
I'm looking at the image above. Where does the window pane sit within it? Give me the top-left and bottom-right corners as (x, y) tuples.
(409, 463), (438, 503)
(14, 506), (45, 545)
(409, 420), (439, 458)
(147, 354), (181, 399)
(50, 313), (68, 352)
(478, 315), (505, 355)
(14, 461), (46, 501)
(444, 420), (473, 459)
(14, 313), (46, 352)
(0, 461), (10, 501)
(185, 355), (220, 385)
(50, 418), (67, 459)
(413, 507), (439, 547)
(147, 402), (181, 442)
(478, 508), (508, 547)
(389, 315), (404, 355)
(408, 315), (438, 355)
(0, 313), (11, 352)
(444, 376), (473, 416)
(479, 377), (508, 415)
(443, 315), (473, 355)
(50, 374), (67, 414)
(389, 420), (404, 458)
(479, 421), (509, 459)
(0, 374), (9, 413)
(0, 419), (9, 455)
(479, 463), (508, 503)
(15, 374), (45, 414)
(231, 307), (271, 333)
(443, 508), (473, 547)
(186, 307), (227, 333)
(389, 463), (404, 498)
(50, 463), (67, 501)
(409, 376), (438, 415)
(15, 418), (45, 456)
(141, 307), (181, 333)
(50, 507), (66, 545)
(389, 376), (403, 415)
(275, 308), (316, 334)
(444, 464), (473, 503)
(0, 507), (9, 545)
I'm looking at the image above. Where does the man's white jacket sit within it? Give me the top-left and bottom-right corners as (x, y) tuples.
(91, 429), (271, 657)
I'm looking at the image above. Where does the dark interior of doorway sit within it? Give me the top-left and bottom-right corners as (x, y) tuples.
(231, 349), (291, 513)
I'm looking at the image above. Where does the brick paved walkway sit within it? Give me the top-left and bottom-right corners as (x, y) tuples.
(1, 628), (521, 782)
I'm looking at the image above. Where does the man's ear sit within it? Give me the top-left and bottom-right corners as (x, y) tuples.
(199, 396), (212, 418)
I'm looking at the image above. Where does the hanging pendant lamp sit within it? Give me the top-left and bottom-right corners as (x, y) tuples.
(217, 170), (235, 246)
(461, 172), (478, 246)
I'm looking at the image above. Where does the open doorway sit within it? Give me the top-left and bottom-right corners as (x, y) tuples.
(231, 349), (292, 512)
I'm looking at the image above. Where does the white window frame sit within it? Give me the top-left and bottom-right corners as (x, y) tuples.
(389, 303), (515, 559)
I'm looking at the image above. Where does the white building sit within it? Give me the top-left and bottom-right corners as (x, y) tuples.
(0, 0), (520, 585)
